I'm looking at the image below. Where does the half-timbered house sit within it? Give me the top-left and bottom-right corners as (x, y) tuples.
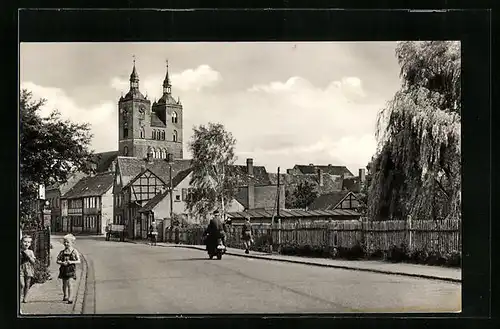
(61, 172), (114, 234)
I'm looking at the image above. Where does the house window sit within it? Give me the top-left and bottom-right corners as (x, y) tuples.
(173, 130), (178, 142)
(172, 111), (178, 124)
(182, 188), (187, 201)
(175, 194), (181, 202)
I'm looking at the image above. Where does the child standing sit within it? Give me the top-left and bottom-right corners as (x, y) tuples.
(56, 234), (81, 304)
(20, 235), (36, 303)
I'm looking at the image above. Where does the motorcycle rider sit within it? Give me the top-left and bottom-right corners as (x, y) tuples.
(203, 209), (226, 252)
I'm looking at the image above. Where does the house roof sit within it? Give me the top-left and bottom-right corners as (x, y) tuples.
(268, 172), (343, 195)
(116, 157), (192, 188)
(308, 191), (357, 211)
(227, 164), (270, 186)
(62, 172), (114, 199)
(139, 189), (168, 213)
(139, 168), (193, 213)
(294, 164), (353, 177)
(92, 150), (119, 173)
(233, 185), (285, 210)
(342, 174), (372, 193)
(227, 208), (360, 219)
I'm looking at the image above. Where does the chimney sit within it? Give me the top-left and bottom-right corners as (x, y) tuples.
(146, 149), (154, 164)
(246, 158), (255, 210)
(246, 158), (254, 177)
(359, 168), (366, 190)
(317, 168), (323, 187)
(89, 163), (97, 176)
(166, 153), (174, 163)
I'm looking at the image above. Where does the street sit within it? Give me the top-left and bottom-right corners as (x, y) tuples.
(77, 236), (461, 314)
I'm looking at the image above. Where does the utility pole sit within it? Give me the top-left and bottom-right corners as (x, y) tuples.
(277, 167), (281, 252)
(169, 163), (173, 220)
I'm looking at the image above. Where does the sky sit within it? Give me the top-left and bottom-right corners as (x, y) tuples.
(20, 42), (402, 175)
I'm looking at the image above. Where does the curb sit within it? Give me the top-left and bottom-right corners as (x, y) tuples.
(130, 241), (461, 284)
(71, 251), (88, 314)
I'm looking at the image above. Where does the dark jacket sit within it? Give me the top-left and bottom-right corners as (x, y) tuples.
(204, 218), (225, 237)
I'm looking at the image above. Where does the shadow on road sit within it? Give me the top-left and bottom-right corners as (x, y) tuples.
(166, 257), (211, 262)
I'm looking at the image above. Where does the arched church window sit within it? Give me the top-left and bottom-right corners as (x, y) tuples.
(152, 148), (157, 158)
(123, 127), (128, 139)
(161, 149), (167, 159)
(123, 146), (129, 156)
(157, 131), (161, 140)
(151, 130), (155, 140)
(172, 111), (178, 124)
(161, 131), (165, 140)
(173, 130), (178, 142)
(140, 127), (145, 139)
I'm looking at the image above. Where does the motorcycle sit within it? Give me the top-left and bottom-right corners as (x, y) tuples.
(205, 236), (226, 260)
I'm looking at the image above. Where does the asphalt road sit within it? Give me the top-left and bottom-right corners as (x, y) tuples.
(76, 236), (461, 314)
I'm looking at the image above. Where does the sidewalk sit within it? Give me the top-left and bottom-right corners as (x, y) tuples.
(20, 236), (88, 315)
(131, 240), (461, 283)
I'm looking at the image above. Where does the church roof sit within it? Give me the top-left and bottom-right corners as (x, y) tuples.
(123, 89), (146, 101)
(150, 112), (166, 127)
(116, 157), (193, 189)
(157, 93), (179, 105)
(92, 151), (119, 173)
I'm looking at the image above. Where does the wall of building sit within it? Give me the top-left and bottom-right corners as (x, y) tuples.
(101, 187), (114, 235)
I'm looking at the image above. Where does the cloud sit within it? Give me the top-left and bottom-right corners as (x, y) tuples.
(180, 75), (382, 173)
(21, 82), (117, 153)
(171, 65), (222, 92)
(109, 64), (222, 96)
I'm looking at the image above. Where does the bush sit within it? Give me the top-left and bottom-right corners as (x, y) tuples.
(444, 251), (461, 267)
(387, 243), (409, 263)
(31, 259), (51, 286)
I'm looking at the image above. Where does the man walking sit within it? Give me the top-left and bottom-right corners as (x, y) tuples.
(242, 214), (253, 254)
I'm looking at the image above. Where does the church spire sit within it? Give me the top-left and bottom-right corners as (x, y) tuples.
(130, 55), (139, 90)
(163, 59), (172, 94)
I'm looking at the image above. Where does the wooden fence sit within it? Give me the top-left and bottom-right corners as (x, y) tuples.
(175, 219), (461, 256)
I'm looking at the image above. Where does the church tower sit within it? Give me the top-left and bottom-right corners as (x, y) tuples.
(151, 60), (184, 159)
(117, 58), (184, 160)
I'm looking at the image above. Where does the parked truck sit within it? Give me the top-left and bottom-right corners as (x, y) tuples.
(105, 224), (126, 242)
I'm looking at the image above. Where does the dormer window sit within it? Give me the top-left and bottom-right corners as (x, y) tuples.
(172, 111), (178, 124)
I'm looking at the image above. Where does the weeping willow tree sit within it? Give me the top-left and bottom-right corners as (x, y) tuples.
(368, 41), (461, 221)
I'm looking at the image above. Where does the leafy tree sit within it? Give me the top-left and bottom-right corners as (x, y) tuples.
(187, 122), (237, 224)
(291, 181), (318, 210)
(368, 41), (461, 221)
(20, 89), (95, 228)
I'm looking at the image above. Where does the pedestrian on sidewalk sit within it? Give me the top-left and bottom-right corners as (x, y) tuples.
(242, 215), (253, 254)
(20, 235), (36, 303)
(56, 234), (81, 304)
(149, 220), (158, 246)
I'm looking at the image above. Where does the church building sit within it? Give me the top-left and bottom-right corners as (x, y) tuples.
(118, 60), (184, 160)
